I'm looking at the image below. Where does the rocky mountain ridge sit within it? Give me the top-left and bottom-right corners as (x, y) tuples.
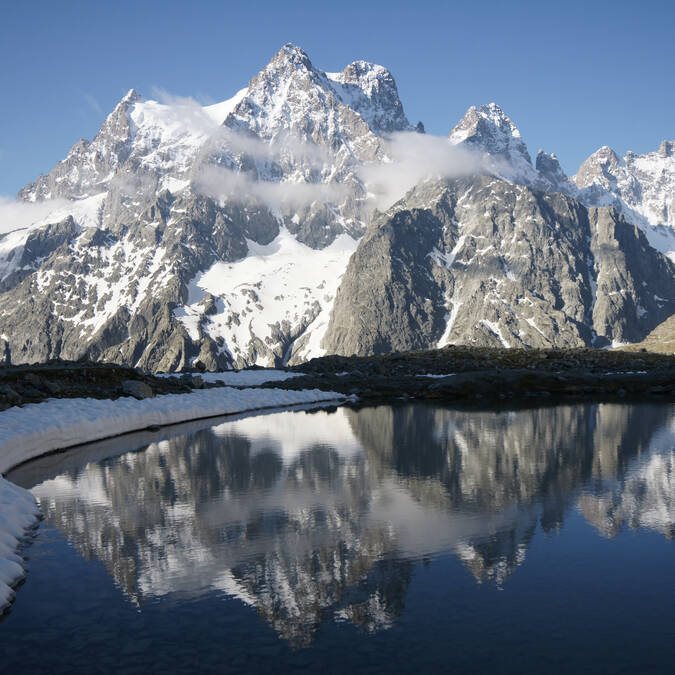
(1, 44), (674, 369)
(323, 175), (675, 352)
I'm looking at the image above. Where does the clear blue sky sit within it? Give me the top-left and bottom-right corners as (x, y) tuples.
(1, 0), (673, 196)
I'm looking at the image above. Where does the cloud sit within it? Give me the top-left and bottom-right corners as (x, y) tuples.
(194, 165), (348, 211)
(148, 88), (223, 139)
(358, 132), (484, 210)
(222, 131), (332, 169)
(1, 88), (490, 241)
(0, 196), (72, 236)
(83, 93), (103, 117)
(194, 129), (486, 216)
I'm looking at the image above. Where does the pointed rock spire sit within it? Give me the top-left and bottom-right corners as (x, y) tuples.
(449, 103), (532, 163)
(536, 150), (576, 194)
(121, 88), (141, 104)
(449, 103), (539, 185)
(573, 145), (624, 191)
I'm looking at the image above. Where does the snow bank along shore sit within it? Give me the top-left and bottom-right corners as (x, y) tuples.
(0, 378), (346, 612)
(0, 477), (41, 611)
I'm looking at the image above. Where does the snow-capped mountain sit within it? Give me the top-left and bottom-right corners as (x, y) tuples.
(447, 103), (675, 261)
(1, 45), (411, 369)
(0, 44), (673, 368)
(573, 142), (675, 259)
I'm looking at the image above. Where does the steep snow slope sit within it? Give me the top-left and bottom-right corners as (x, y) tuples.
(176, 228), (358, 366)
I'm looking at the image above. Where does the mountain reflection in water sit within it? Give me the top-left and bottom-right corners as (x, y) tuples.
(19, 402), (675, 647)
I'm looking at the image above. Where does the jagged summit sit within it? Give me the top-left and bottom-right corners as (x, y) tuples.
(326, 59), (410, 134)
(578, 145), (622, 171)
(249, 43), (318, 89)
(231, 44), (411, 141)
(573, 141), (675, 239)
(449, 102), (538, 185)
(450, 103), (528, 154)
(276, 42), (312, 63)
(535, 149), (576, 194)
(121, 88), (141, 104)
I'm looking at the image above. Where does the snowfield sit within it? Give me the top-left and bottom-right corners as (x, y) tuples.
(0, 384), (346, 612)
(176, 229), (358, 365)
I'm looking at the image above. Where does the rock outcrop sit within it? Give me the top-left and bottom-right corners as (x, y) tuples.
(323, 176), (675, 355)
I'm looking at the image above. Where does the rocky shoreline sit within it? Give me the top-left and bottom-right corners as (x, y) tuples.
(1, 347), (674, 412)
(0, 361), (220, 412)
(282, 346), (675, 404)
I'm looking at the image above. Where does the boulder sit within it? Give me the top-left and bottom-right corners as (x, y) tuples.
(121, 380), (154, 400)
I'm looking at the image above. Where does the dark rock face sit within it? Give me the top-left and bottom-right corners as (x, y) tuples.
(321, 194), (452, 355)
(659, 141), (675, 158)
(0, 361), (205, 411)
(589, 208), (675, 343)
(619, 313), (675, 353)
(323, 176), (675, 356)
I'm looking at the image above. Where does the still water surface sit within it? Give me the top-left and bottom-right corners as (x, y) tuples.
(3, 402), (675, 673)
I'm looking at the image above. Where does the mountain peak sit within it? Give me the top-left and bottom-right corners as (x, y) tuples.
(226, 44), (411, 141)
(270, 43), (314, 70)
(339, 60), (390, 86)
(121, 88), (141, 104)
(573, 146), (623, 189)
(536, 149), (576, 194)
(477, 102), (521, 137)
(536, 149), (562, 172)
(449, 103), (529, 160)
(573, 141), (675, 234)
(593, 145), (621, 162)
(245, 43), (321, 95)
(449, 102), (537, 185)
(327, 59), (410, 134)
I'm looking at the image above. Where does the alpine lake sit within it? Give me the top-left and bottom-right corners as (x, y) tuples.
(3, 400), (674, 674)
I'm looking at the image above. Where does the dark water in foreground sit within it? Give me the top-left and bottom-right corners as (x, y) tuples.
(3, 402), (675, 674)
